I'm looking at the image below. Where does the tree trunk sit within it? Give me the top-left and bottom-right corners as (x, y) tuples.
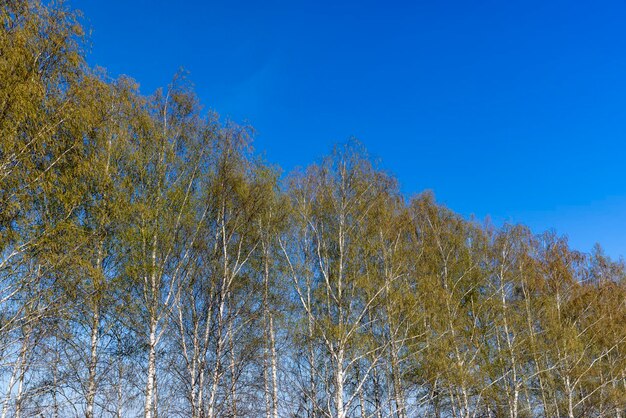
(336, 347), (345, 418)
(269, 314), (279, 418)
(86, 305), (100, 418)
(144, 315), (158, 418)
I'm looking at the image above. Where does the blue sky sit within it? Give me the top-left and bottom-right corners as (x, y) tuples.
(79, 0), (626, 259)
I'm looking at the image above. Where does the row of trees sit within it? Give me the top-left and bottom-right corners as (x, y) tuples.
(1, 1), (625, 417)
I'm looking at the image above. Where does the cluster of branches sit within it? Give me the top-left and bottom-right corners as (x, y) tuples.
(1, 1), (625, 417)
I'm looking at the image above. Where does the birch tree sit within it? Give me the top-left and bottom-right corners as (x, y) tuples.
(284, 142), (398, 418)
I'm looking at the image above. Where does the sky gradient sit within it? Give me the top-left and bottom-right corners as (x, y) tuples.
(78, 0), (626, 259)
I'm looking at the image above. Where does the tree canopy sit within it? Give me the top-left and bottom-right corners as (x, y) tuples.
(1, 2), (625, 417)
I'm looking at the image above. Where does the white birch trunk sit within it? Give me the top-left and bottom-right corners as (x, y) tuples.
(144, 316), (158, 418)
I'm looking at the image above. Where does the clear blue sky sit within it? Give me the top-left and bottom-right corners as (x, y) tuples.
(78, 0), (626, 259)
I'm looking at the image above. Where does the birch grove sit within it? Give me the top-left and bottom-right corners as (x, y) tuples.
(1, 1), (625, 417)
